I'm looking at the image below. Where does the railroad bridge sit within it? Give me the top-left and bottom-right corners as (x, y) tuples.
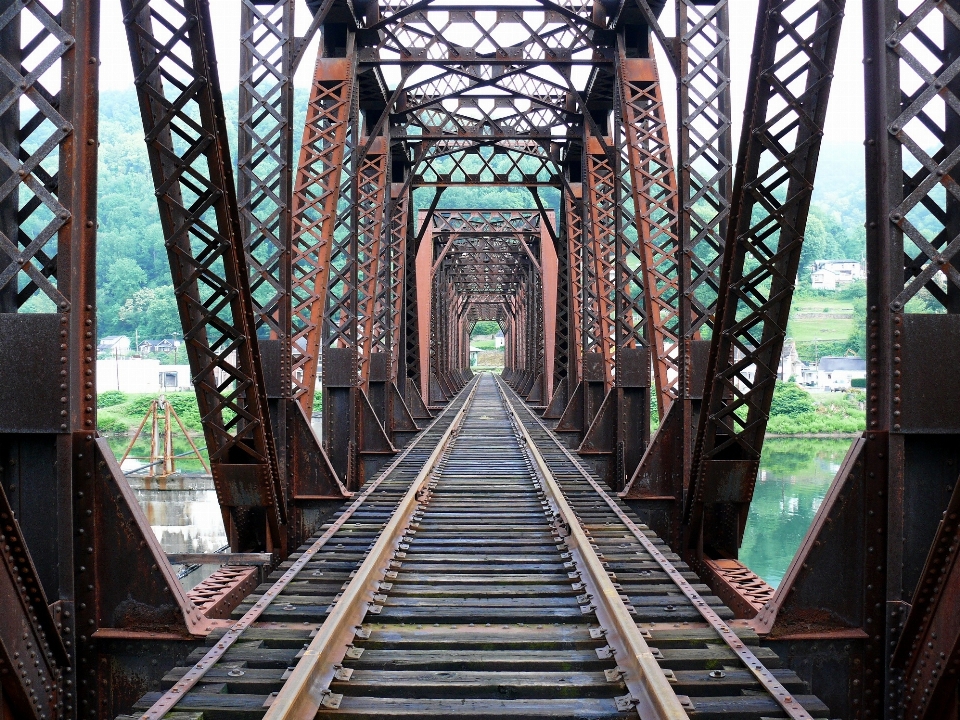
(0, 0), (958, 718)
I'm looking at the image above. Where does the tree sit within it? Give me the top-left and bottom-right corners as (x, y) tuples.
(99, 257), (147, 334)
(471, 320), (500, 336)
(798, 213), (829, 279)
(770, 381), (815, 417)
(118, 285), (180, 338)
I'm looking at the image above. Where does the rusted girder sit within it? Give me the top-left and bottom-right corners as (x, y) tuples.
(238, 0), (349, 548)
(123, 0), (285, 552)
(685, 0), (845, 560)
(621, 0), (732, 548)
(291, 56), (354, 415)
(755, 2), (960, 717)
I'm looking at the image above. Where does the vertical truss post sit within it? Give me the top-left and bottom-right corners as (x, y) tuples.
(548, 184), (586, 421)
(556, 149), (618, 450)
(321, 82), (395, 491)
(684, 0), (845, 560)
(575, 110), (651, 490)
(535, 217), (558, 405)
(239, 0), (348, 541)
(544, 202), (572, 416)
(367, 183), (420, 445)
(291, 55), (353, 414)
(403, 203), (430, 417)
(416, 211), (435, 404)
(123, 0), (285, 552)
(0, 3), (222, 717)
(619, 51), (680, 418)
(584, 138), (618, 387)
(621, 1), (733, 549)
(356, 135), (388, 388)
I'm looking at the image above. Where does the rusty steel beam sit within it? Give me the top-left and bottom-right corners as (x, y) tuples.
(754, 3), (960, 718)
(122, 0), (285, 552)
(0, 484), (66, 720)
(0, 2), (223, 718)
(620, 52), (680, 418)
(291, 56), (354, 415)
(621, 0), (733, 548)
(583, 138), (617, 388)
(893, 473), (960, 719)
(685, 0), (845, 559)
(356, 136), (389, 387)
(238, 0), (348, 540)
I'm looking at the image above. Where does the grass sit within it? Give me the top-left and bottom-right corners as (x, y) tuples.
(767, 388), (865, 435)
(787, 315), (853, 342)
(787, 295), (857, 343)
(792, 297), (855, 313)
(98, 391), (202, 435)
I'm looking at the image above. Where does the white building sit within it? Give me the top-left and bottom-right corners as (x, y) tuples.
(817, 356), (866, 391)
(98, 358), (193, 394)
(494, 330), (505, 349)
(810, 260), (863, 290)
(735, 340), (808, 387)
(777, 340), (805, 382)
(98, 335), (132, 356)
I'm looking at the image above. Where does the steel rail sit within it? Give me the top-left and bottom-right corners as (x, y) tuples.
(494, 377), (688, 720)
(137, 377), (478, 720)
(498, 378), (815, 720)
(261, 376), (483, 719)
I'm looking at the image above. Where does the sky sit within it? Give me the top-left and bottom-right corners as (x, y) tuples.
(97, 0), (866, 152)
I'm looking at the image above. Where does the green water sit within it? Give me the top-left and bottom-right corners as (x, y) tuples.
(740, 436), (855, 588)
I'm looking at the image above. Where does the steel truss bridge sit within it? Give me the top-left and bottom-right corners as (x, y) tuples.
(0, 0), (958, 718)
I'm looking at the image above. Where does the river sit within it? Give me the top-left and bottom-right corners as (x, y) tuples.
(109, 435), (855, 590)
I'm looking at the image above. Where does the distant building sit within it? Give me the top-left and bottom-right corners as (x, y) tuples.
(97, 335), (131, 356)
(736, 340), (808, 387)
(777, 340), (805, 382)
(469, 346), (481, 366)
(817, 356), (866, 391)
(138, 338), (179, 354)
(494, 330), (505, 349)
(810, 260), (863, 290)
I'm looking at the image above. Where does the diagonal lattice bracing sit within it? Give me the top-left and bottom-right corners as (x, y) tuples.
(122, 0), (285, 547)
(291, 57), (353, 412)
(565, 185), (585, 382)
(686, 0), (845, 557)
(679, 0), (733, 344)
(356, 138), (389, 383)
(620, 54), (680, 413)
(0, 0), (73, 313)
(238, 0), (293, 378)
(323, 84), (359, 355)
(886, 0), (960, 314)
(387, 186), (409, 378)
(585, 141), (618, 384)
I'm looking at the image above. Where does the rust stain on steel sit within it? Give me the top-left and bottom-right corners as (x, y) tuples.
(186, 566), (260, 620)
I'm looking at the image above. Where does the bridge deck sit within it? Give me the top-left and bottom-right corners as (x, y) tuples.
(122, 374), (832, 720)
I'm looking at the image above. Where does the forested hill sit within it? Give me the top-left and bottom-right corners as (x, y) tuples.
(95, 89), (867, 341)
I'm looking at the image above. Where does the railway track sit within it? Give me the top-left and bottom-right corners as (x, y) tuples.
(122, 373), (833, 720)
